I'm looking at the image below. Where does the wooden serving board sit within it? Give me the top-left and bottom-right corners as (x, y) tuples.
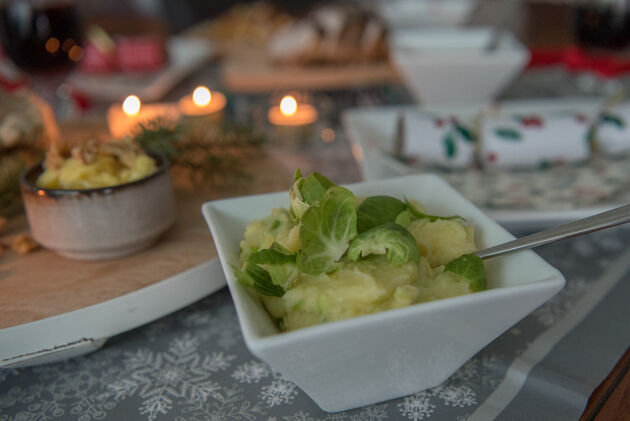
(0, 154), (292, 330)
(221, 56), (399, 93)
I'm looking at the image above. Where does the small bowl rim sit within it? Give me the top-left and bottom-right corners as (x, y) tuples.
(20, 152), (169, 197)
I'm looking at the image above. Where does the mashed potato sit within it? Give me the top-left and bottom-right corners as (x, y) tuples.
(37, 139), (157, 190)
(407, 218), (477, 267)
(239, 202), (481, 331)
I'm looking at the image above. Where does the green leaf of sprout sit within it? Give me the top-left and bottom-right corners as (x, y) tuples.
(232, 262), (285, 297)
(289, 171), (336, 221)
(249, 247), (296, 266)
(394, 209), (413, 227)
(444, 254), (487, 292)
(299, 172), (336, 204)
(297, 186), (358, 274)
(248, 244), (299, 289)
(356, 195), (407, 233)
(289, 177), (309, 221)
(347, 222), (420, 264)
(406, 200), (464, 223)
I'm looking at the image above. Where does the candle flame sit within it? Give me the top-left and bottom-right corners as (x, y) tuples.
(122, 95), (141, 116)
(280, 95), (297, 117)
(192, 86), (212, 107)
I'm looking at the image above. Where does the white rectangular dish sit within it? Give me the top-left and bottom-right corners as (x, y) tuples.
(202, 175), (565, 412)
(342, 100), (626, 230)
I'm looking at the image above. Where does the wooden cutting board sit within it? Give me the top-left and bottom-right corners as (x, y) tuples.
(0, 154), (292, 330)
(221, 55), (399, 93)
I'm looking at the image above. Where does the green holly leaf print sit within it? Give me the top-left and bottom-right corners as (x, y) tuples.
(444, 133), (456, 158)
(600, 113), (625, 129)
(494, 127), (522, 141)
(454, 124), (474, 143)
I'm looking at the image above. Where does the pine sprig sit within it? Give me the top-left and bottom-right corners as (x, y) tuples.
(131, 118), (182, 160)
(131, 119), (265, 184)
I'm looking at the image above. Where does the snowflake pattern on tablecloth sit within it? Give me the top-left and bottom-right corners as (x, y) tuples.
(397, 392), (435, 420)
(108, 334), (232, 420)
(350, 404), (389, 421)
(532, 278), (590, 327)
(260, 375), (299, 407)
(173, 385), (266, 421)
(232, 361), (271, 384)
(432, 385), (477, 408)
(2, 225), (629, 421)
(449, 352), (505, 390)
(0, 348), (125, 421)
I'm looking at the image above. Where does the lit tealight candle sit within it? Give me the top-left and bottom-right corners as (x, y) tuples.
(268, 95), (318, 126)
(193, 86), (211, 106)
(107, 95), (179, 138)
(122, 95), (141, 115)
(178, 86), (227, 117)
(280, 95), (297, 116)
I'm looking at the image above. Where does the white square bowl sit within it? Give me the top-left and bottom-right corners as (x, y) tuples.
(376, 0), (477, 29)
(202, 175), (564, 412)
(390, 27), (530, 106)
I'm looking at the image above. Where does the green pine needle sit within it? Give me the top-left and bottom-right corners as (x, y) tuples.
(131, 118), (265, 184)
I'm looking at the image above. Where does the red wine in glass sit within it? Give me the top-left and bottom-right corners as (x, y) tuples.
(0, 0), (82, 76)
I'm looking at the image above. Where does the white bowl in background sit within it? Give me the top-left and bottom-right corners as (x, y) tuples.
(202, 174), (564, 412)
(376, 0), (477, 29)
(390, 27), (530, 106)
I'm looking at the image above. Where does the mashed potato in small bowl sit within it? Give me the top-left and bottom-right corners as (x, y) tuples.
(20, 139), (175, 260)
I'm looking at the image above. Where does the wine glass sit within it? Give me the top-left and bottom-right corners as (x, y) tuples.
(0, 0), (82, 117)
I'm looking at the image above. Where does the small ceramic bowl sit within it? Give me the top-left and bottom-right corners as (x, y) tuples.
(202, 174), (565, 412)
(20, 154), (175, 260)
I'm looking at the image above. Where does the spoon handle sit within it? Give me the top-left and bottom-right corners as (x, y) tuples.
(475, 204), (630, 260)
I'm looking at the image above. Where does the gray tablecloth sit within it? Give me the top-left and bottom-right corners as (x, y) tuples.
(2, 224), (630, 421)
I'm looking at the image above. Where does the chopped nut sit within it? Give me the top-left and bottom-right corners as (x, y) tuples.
(71, 138), (99, 165)
(12, 233), (40, 255)
(44, 143), (67, 171)
(0, 216), (6, 233)
(100, 139), (142, 168)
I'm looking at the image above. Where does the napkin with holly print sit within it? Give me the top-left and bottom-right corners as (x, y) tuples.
(480, 114), (591, 169)
(595, 103), (630, 156)
(402, 110), (475, 167)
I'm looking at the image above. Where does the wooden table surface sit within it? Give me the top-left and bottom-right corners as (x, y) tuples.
(580, 347), (630, 421)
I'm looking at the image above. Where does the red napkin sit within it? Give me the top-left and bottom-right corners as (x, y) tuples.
(80, 35), (166, 74)
(528, 45), (630, 78)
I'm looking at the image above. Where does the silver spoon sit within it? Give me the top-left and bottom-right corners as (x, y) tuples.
(474, 204), (630, 260)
